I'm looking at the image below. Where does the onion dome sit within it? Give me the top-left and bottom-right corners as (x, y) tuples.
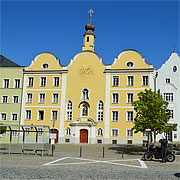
(84, 23), (95, 36)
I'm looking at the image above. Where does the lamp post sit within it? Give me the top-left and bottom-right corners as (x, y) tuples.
(154, 71), (158, 92)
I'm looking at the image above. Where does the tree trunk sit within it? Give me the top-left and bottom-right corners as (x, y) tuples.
(154, 132), (156, 143)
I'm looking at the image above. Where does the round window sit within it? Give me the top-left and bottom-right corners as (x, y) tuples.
(42, 63), (49, 69)
(127, 62), (134, 68)
(173, 66), (177, 72)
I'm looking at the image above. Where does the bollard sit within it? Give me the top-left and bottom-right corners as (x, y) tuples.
(103, 146), (105, 158)
(122, 152), (124, 158)
(52, 144), (55, 156)
(80, 146), (82, 157)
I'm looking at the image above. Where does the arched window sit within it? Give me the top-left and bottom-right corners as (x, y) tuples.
(65, 127), (71, 136)
(81, 88), (89, 100)
(81, 103), (89, 117)
(66, 100), (73, 121)
(97, 100), (104, 121)
(97, 128), (103, 136)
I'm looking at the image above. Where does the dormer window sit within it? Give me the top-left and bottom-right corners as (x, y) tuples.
(87, 36), (89, 42)
(81, 88), (89, 100)
(126, 62), (134, 68)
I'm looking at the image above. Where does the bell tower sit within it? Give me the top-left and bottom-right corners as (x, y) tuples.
(82, 9), (95, 52)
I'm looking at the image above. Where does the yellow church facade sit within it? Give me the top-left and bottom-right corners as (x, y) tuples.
(20, 17), (155, 144)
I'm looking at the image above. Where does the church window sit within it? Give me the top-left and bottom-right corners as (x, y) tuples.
(66, 100), (73, 121)
(65, 127), (71, 136)
(97, 100), (104, 121)
(87, 36), (89, 42)
(81, 88), (89, 100)
(81, 103), (89, 117)
(163, 93), (173, 102)
(97, 128), (103, 136)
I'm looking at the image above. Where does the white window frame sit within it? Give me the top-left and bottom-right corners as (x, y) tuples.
(52, 93), (59, 104)
(126, 129), (133, 137)
(40, 77), (47, 87)
(3, 79), (10, 88)
(112, 93), (119, 104)
(163, 93), (174, 102)
(11, 113), (18, 121)
(112, 75), (120, 87)
(97, 100), (104, 122)
(97, 128), (103, 136)
(37, 110), (45, 120)
(53, 76), (60, 87)
(39, 93), (45, 103)
(13, 96), (19, 104)
(127, 76), (134, 86)
(2, 96), (8, 103)
(111, 128), (119, 137)
(127, 93), (134, 104)
(26, 93), (33, 103)
(66, 100), (73, 121)
(14, 79), (20, 88)
(169, 109), (174, 120)
(80, 103), (89, 117)
(142, 76), (149, 86)
(1, 113), (7, 121)
(111, 111), (119, 122)
(126, 111), (134, 122)
(165, 77), (171, 84)
(25, 110), (31, 120)
(51, 110), (58, 121)
(28, 77), (34, 87)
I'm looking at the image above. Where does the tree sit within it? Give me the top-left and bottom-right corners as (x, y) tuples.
(0, 123), (7, 134)
(132, 89), (176, 143)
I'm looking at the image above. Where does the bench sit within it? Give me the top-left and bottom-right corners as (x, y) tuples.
(22, 148), (48, 156)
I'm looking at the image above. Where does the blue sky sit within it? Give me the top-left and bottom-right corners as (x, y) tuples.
(1, 1), (179, 69)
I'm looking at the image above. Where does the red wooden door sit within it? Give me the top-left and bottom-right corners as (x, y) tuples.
(50, 129), (59, 144)
(80, 129), (88, 143)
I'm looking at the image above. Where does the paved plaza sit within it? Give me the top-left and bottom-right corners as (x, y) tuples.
(0, 144), (180, 179)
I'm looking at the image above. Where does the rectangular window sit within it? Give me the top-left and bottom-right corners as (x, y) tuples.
(25, 128), (30, 135)
(4, 79), (9, 88)
(25, 110), (31, 120)
(40, 77), (46, 87)
(39, 93), (45, 103)
(52, 110), (58, 121)
(53, 77), (60, 87)
(38, 110), (44, 120)
(112, 76), (119, 87)
(1, 113), (7, 121)
(112, 129), (118, 137)
(163, 93), (173, 102)
(127, 111), (133, 122)
(169, 110), (174, 119)
(28, 77), (34, 87)
(165, 78), (171, 83)
(127, 76), (134, 86)
(27, 93), (33, 103)
(142, 132), (148, 137)
(127, 93), (134, 104)
(112, 93), (119, 104)
(37, 128), (43, 136)
(142, 76), (149, 86)
(97, 111), (103, 122)
(13, 96), (19, 103)
(127, 129), (133, 137)
(52, 93), (59, 103)
(12, 130), (17, 137)
(112, 111), (119, 121)
(12, 113), (18, 121)
(14, 79), (20, 88)
(2, 96), (8, 103)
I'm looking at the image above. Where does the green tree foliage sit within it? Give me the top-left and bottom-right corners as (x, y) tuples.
(132, 89), (176, 142)
(0, 123), (7, 134)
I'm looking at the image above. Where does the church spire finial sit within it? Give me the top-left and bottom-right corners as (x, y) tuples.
(88, 9), (93, 23)
(173, 45), (176, 53)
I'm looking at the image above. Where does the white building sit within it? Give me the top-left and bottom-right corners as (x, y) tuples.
(156, 51), (180, 142)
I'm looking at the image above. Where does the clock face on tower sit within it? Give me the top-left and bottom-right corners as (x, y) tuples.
(80, 64), (93, 79)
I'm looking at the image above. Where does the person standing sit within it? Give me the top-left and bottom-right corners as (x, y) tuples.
(159, 138), (168, 163)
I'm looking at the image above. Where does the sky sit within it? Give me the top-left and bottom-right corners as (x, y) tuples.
(0, 0), (179, 69)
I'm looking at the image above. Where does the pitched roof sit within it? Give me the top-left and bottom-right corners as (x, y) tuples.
(0, 55), (20, 67)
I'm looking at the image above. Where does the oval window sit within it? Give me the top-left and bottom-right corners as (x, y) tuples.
(127, 62), (134, 68)
(173, 66), (177, 72)
(42, 63), (49, 69)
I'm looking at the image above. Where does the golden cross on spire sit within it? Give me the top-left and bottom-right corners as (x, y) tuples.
(88, 9), (93, 23)
(174, 45), (176, 53)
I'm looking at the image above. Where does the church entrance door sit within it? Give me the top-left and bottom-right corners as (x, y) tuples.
(80, 129), (88, 143)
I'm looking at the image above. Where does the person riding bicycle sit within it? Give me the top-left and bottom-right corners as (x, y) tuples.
(159, 137), (168, 163)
